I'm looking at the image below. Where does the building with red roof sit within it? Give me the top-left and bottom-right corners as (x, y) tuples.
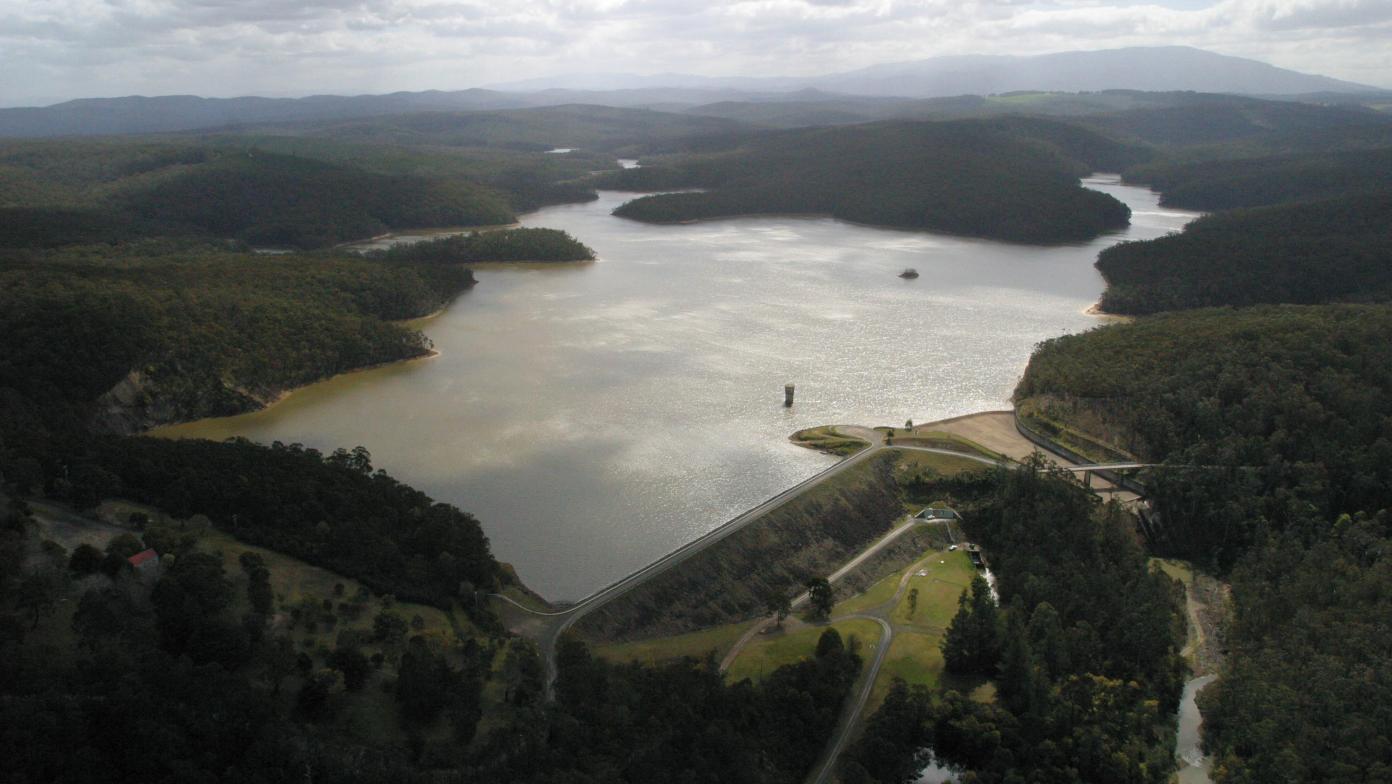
(127, 548), (161, 580)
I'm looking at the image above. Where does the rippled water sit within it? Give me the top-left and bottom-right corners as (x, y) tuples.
(155, 177), (1196, 599)
(1176, 674), (1218, 784)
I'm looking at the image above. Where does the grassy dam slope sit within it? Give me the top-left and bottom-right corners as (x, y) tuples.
(572, 451), (907, 642)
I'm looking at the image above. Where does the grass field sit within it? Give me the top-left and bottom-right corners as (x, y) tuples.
(871, 630), (945, 708)
(1152, 557), (1194, 585)
(891, 431), (1009, 463)
(790, 425), (870, 456)
(593, 619), (751, 666)
(890, 450), (994, 482)
(833, 567), (903, 616)
(894, 550), (975, 627)
(726, 618), (884, 683)
(196, 525), (466, 648)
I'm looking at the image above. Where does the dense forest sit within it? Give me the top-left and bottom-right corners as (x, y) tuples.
(183, 134), (606, 214)
(606, 119), (1137, 244)
(843, 461), (1186, 784)
(1007, 105), (1392, 782)
(1095, 191), (1392, 314)
(1123, 147), (1392, 211)
(1086, 119), (1392, 315)
(0, 478), (867, 782)
(1014, 304), (1392, 782)
(0, 139), (619, 250)
(1016, 304), (1392, 569)
(245, 103), (749, 156)
(93, 437), (500, 608)
(473, 631), (862, 782)
(0, 243), (472, 433)
(1203, 511), (1392, 783)
(373, 228), (595, 264)
(125, 152), (515, 249)
(1084, 95), (1389, 147)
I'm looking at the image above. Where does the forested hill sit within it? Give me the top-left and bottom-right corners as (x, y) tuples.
(0, 243), (473, 434)
(606, 118), (1140, 244)
(124, 151), (515, 249)
(1082, 94), (1389, 147)
(1013, 304), (1392, 782)
(1124, 147), (1392, 211)
(1015, 304), (1392, 568)
(1083, 135), (1392, 315)
(372, 228), (595, 264)
(260, 103), (752, 154)
(0, 143), (516, 250)
(1095, 191), (1392, 314)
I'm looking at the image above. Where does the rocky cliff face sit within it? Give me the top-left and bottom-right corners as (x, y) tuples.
(90, 369), (275, 435)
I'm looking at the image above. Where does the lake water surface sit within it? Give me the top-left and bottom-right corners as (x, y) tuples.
(156, 178), (1196, 599)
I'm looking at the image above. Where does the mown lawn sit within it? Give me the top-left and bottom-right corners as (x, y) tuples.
(833, 567), (903, 616)
(726, 618), (884, 683)
(894, 550), (976, 627)
(871, 630), (945, 709)
(891, 449), (994, 481)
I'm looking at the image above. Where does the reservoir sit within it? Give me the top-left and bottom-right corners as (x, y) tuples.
(155, 177), (1196, 600)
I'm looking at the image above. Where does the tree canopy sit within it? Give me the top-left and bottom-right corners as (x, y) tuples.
(608, 119), (1134, 244)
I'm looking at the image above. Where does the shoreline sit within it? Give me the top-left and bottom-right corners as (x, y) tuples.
(333, 222), (523, 251)
(464, 258), (596, 271)
(615, 207), (1127, 248)
(606, 172), (1132, 248)
(140, 251), (594, 438)
(1084, 301), (1134, 321)
(146, 347), (443, 438)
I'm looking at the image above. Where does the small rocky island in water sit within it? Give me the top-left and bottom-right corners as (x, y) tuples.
(899, 268), (920, 279)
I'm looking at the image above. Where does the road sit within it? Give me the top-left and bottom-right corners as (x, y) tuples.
(803, 545), (963, 784)
(493, 436), (1136, 696)
(493, 426), (1147, 777)
(718, 515), (950, 672)
(493, 443), (999, 698)
(808, 614), (893, 784)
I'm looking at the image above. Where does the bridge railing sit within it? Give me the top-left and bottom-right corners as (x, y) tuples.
(1013, 412), (1149, 497)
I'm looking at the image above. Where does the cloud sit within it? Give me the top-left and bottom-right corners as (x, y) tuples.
(0, 0), (1387, 105)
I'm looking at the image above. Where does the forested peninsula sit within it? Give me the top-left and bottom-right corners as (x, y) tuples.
(1095, 192), (1392, 313)
(371, 227), (595, 264)
(1085, 119), (1392, 315)
(603, 119), (1139, 244)
(1, 243), (473, 434)
(0, 144), (522, 250)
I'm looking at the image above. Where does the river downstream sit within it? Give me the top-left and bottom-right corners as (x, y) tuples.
(156, 177), (1196, 599)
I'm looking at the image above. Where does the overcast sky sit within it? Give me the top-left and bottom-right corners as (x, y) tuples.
(2, 0), (1389, 106)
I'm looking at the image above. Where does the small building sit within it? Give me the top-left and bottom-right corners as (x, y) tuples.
(916, 507), (957, 520)
(127, 548), (161, 581)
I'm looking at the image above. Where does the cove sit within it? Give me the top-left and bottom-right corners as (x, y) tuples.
(155, 177), (1197, 600)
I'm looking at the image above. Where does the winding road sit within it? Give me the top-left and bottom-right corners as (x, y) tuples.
(801, 544), (968, 784)
(492, 421), (1148, 780)
(492, 443), (998, 697)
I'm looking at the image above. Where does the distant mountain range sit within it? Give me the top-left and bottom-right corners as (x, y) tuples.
(491, 47), (1379, 97)
(0, 46), (1383, 138)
